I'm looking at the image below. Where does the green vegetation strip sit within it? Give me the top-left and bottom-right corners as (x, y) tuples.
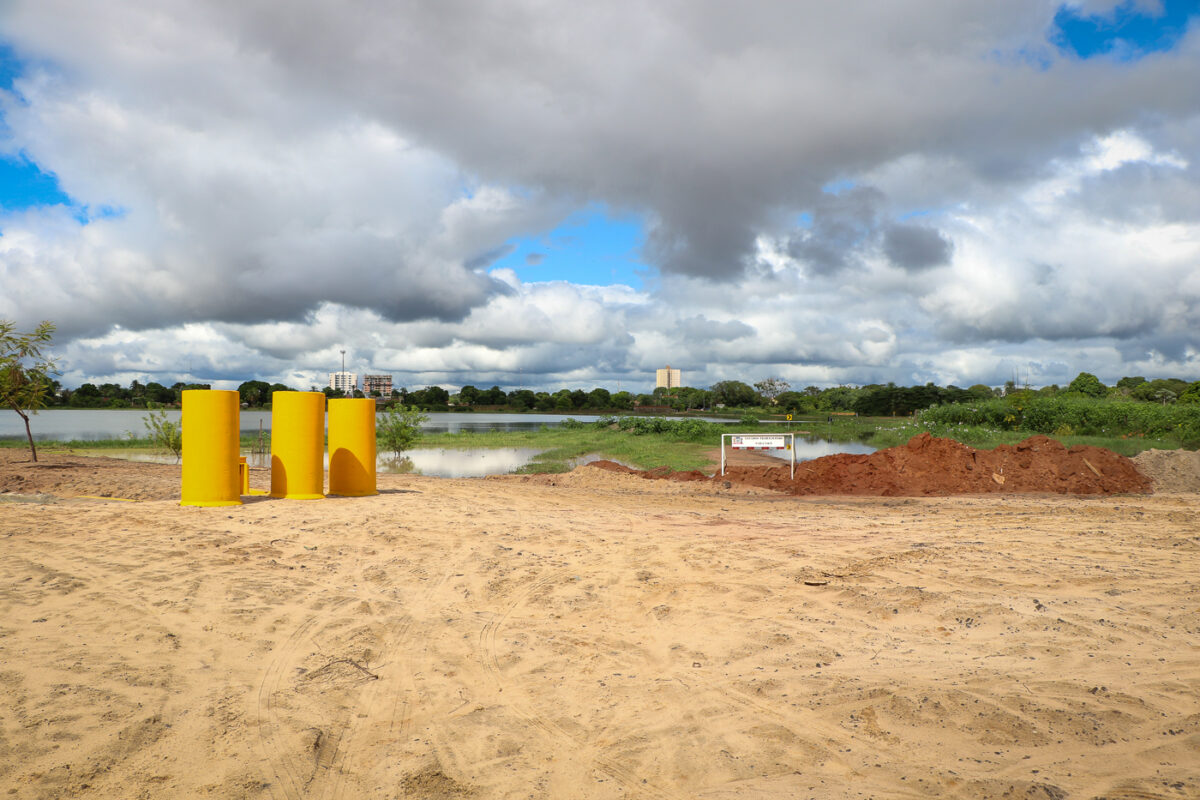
(418, 420), (718, 474)
(6, 401), (1194, 473)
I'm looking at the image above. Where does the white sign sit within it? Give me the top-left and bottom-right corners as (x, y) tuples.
(720, 432), (796, 478)
(730, 434), (790, 450)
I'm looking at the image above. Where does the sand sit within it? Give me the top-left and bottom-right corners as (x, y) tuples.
(0, 450), (1198, 799)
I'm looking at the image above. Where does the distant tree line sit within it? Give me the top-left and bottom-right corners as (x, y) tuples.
(42, 380), (215, 408)
(39, 371), (1200, 414)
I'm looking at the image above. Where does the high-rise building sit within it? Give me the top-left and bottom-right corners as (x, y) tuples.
(329, 371), (357, 393)
(362, 374), (393, 396)
(656, 365), (682, 390)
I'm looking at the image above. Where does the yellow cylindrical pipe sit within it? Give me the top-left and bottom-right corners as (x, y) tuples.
(328, 398), (378, 497)
(180, 389), (241, 507)
(270, 391), (326, 500)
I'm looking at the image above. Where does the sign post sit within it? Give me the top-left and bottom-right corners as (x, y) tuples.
(721, 433), (796, 479)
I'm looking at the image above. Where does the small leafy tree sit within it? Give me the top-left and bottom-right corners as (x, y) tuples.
(1066, 372), (1106, 398)
(710, 380), (758, 407)
(0, 320), (59, 462)
(754, 377), (791, 404)
(143, 406), (182, 462)
(377, 404), (428, 456)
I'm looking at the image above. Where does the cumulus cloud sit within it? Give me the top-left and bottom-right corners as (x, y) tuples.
(1, 0), (1198, 390)
(882, 224), (953, 272)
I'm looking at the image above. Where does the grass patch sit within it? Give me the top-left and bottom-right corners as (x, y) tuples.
(421, 426), (714, 473)
(861, 419), (1178, 455)
(8, 412), (1182, 475)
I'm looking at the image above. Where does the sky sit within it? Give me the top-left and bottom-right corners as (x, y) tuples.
(1, 1), (1198, 394)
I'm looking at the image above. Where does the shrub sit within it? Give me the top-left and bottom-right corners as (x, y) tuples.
(143, 407), (182, 462)
(919, 396), (1200, 442)
(377, 404), (428, 455)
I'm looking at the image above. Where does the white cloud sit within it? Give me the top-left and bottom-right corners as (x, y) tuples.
(1, 1), (1198, 391)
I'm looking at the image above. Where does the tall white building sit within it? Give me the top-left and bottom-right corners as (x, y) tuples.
(329, 371), (358, 393)
(656, 365), (682, 390)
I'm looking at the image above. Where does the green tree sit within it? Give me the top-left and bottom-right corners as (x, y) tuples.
(1178, 381), (1200, 404)
(507, 389), (536, 410)
(609, 391), (633, 410)
(775, 391), (810, 413)
(754, 377), (791, 404)
(1116, 376), (1147, 393)
(69, 382), (103, 408)
(144, 381), (174, 404)
(816, 385), (862, 411)
(587, 387), (612, 408)
(967, 384), (995, 399)
(480, 385), (507, 405)
(1131, 378), (1188, 403)
(377, 404), (428, 456)
(710, 380), (758, 407)
(0, 320), (59, 462)
(237, 379), (271, 406)
(1066, 372), (1106, 398)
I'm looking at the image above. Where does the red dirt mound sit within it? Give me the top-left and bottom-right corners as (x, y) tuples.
(590, 434), (1153, 496)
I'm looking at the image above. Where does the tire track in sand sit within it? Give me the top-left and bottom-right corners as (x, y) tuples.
(255, 541), (471, 799)
(475, 569), (689, 800)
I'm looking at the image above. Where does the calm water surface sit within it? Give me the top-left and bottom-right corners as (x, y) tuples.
(102, 438), (875, 479)
(119, 447), (551, 478)
(760, 439), (876, 460)
(9, 410), (876, 478)
(0, 409), (615, 441)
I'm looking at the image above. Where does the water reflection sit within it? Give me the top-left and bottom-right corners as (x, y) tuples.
(2, 410), (738, 441)
(767, 437), (877, 462)
(383, 448), (545, 478)
(92, 437), (876, 478)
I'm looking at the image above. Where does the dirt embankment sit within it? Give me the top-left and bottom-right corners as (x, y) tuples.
(4, 435), (1198, 501)
(1132, 448), (1200, 493)
(593, 433), (1156, 496)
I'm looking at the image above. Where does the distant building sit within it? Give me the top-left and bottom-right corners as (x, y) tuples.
(362, 374), (393, 396)
(329, 371), (357, 393)
(656, 365), (682, 390)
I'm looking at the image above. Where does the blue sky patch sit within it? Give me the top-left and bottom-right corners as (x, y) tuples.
(1050, 0), (1197, 60)
(0, 42), (22, 92)
(489, 205), (649, 287)
(1, 42), (77, 215)
(0, 154), (71, 211)
(820, 178), (857, 195)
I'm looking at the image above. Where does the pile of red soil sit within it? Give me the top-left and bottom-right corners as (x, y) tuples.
(590, 433), (1154, 496)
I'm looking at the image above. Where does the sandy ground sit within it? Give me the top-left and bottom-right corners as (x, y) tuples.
(0, 452), (1198, 799)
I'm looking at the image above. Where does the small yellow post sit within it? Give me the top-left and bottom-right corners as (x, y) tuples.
(270, 391), (326, 500)
(328, 398), (378, 497)
(181, 389), (241, 507)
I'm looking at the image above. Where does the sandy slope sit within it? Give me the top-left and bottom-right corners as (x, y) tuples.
(1, 456), (1198, 799)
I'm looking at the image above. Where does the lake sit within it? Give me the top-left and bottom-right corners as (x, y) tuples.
(92, 438), (877, 479)
(118, 446), (562, 479)
(4, 409), (876, 478)
(0, 409), (620, 441)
